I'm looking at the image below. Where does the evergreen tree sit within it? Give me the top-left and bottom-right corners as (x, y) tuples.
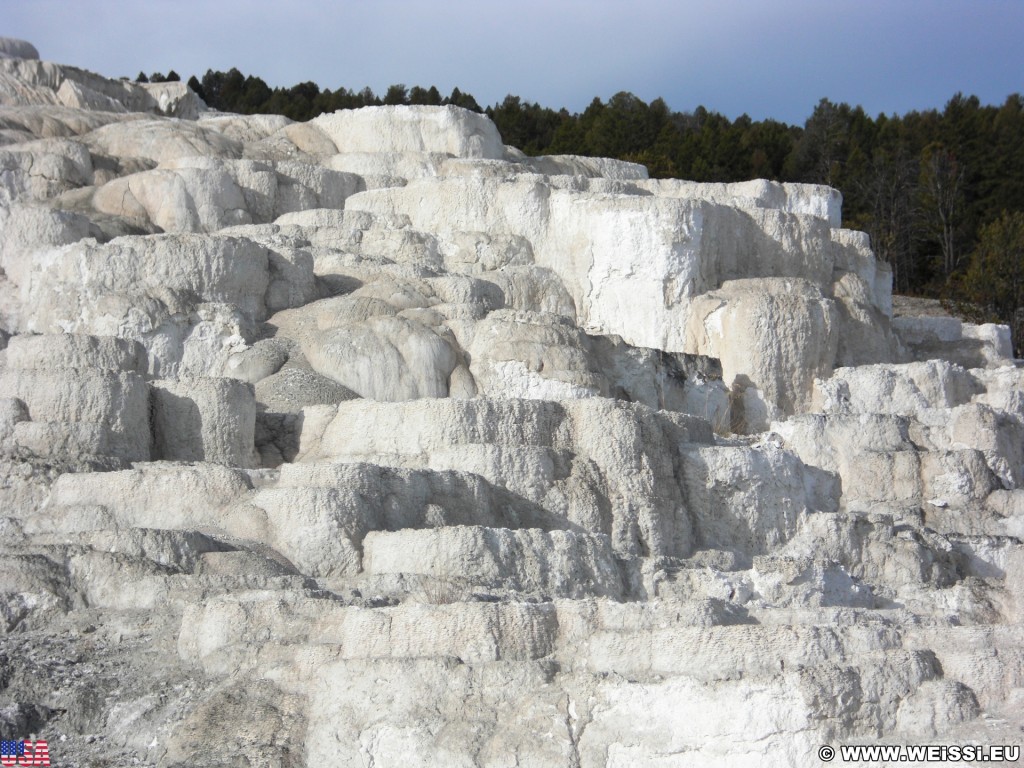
(187, 75), (204, 100)
(357, 87), (380, 107)
(957, 211), (1024, 352)
(409, 85), (443, 105)
(384, 84), (409, 105)
(445, 88), (482, 112)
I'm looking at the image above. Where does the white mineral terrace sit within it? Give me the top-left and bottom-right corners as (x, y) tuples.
(0, 35), (1021, 767)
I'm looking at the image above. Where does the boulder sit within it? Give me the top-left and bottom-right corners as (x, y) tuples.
(686, 278), (839, 427)
(0, 38), (40, 60)
(311, 105), (505, 159)
(83, 119), (242, 164)
(0, 334), (149, 462)
(151, 377), (257, 466)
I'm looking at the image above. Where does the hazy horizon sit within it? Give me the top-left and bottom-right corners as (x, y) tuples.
(6, 0), (1023, 124)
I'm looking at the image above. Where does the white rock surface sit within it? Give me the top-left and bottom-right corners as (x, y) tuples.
(362, 526), (624, 598)
(0, 37), (40, 60)
(894, 314), (1014, 368)
(0, 333), (149, 463)
(0, 42), (1020, 768)
(312, 104), (505, 158)
(151, 377), (257, 466)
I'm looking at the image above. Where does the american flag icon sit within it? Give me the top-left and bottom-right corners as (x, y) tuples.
(0, 740), (50, 766)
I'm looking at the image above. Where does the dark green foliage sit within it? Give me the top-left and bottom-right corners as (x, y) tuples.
(955, 211), (1024, 353)
(383, 84), (408, 105)
(409, 85), (443, 106)
(147, 71), (180, 84)
(187, 75), (204, 100)
(486, 95), (565, 155)
(189, 67), (491, 118)
(583, 92), (667, 158)
(445, 88), (481, 112)
(280, 82), (321, 121)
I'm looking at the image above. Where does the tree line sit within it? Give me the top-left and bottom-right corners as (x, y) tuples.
(181, 68), (1024, 350)
(186, 70), (482, 123)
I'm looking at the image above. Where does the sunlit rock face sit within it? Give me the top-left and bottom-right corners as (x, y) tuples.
(1, 36), (1021, 768)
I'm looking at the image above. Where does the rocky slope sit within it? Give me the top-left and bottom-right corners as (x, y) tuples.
(0, 37), (1021, 766)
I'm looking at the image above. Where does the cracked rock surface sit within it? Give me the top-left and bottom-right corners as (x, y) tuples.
(0, 36), (1021, 766)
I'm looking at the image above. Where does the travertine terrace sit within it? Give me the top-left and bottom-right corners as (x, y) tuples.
(0, 37), (1021, 766)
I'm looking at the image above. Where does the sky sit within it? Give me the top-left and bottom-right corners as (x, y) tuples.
(5, 0), (1023, 125)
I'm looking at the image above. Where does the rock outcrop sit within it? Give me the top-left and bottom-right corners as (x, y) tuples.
(1, 37), (1021, 767)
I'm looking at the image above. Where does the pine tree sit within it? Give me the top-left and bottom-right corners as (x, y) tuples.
(957, 211), (1024, 352)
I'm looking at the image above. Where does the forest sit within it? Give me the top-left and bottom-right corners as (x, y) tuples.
(160, 67), (1024, 350)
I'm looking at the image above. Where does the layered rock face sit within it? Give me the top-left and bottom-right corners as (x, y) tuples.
(1, 37), (1021, 766)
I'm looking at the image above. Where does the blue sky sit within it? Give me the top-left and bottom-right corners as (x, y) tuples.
(6, 0), (1023, 124)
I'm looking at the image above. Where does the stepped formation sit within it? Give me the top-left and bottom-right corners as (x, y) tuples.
(1, 38), (1022, 766)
